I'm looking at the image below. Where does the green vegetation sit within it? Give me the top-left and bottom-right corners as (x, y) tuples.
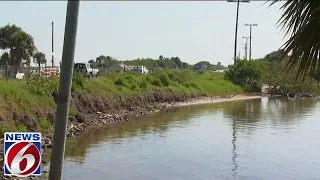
(74, 70), (242, 97)
(225, 49), (320, 94)
(68, 106), (77, 117)
(0, 70), (242, 136)
(88, 55), (227, 76)
(271, 1), (320, 78)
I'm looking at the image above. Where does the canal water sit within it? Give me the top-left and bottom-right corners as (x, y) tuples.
(44, 97), (320, 180)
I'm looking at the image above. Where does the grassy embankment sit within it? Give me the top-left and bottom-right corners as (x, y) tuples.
(0, 70), (242, 135)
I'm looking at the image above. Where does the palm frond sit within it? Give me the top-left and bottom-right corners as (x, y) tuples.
(270, 0), (320, 79)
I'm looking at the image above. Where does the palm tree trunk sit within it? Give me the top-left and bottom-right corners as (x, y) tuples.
(38, 62), (41, 74)
(10, 65), (13, 78)
(28, 64), (30, 77)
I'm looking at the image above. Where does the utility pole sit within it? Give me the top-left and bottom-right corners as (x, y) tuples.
(233, 0), (240, 65)
(245, 23), (258, 60)
(227, 0), (250, 65)
(242, 36), (249, 60)
(48, 0), (80, 180)
(51, 21), (55, 67)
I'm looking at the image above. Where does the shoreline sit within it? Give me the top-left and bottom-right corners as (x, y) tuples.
(0, 94), (262, 179)
(172, 95), (262, 107)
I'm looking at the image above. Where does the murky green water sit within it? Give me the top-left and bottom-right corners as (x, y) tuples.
(45, 97), (320, 180)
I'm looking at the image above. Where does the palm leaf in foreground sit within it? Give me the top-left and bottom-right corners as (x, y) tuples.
(270, 0), (320, 79)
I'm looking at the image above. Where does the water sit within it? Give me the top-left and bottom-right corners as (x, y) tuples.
(44, 97), (320, 180)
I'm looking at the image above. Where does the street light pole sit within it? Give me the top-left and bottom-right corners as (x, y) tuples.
(51, 21), (54, 68)
(245, 23), (258, 60)
(48, 0), (80, 180)
(227, 0), (250, 65)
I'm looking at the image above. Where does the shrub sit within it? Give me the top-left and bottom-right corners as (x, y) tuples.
(68, 106), (77, 117)
(152, 79), (162, 86)
(114, 77), (131, 89)
(26, 74), (59, 95)
(244, 81), (262, 93)
(139, 80), (148, 89)
(130, 84), (138, 91)
(191, 82), (198, 89)
(73, 73), (85, 89)
(114, 78), (125, 86)
(159, 73), (170, 87)
(145, 74), (154, 82)
(37, 116), (52, 131)
(167, 70), (191, 83)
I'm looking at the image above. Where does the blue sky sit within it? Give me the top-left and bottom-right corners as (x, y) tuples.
(0, 1), (286, 66)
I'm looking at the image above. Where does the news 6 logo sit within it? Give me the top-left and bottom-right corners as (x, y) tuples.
(4, 132), (42, 177)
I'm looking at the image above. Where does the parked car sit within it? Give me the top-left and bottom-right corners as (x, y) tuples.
(74, 63), (99, 78)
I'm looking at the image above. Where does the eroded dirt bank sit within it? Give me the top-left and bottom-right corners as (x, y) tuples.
(0, 91), (260, 179)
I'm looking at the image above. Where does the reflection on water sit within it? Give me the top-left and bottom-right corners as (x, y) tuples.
(42, 97), (320, 180)
(231, 117), (238, 180)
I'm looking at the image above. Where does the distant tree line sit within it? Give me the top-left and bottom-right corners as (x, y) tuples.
(87, 54), (227, 72)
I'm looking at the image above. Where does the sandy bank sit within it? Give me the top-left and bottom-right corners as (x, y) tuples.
(172, 95), (262, 107)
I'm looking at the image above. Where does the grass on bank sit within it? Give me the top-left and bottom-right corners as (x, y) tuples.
(0, 70), (242, 135)
(74, 70), (242, 97)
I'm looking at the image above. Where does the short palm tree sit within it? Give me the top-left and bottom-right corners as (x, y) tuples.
(33, 52), (46, 74)
(271, 1), (320, 78)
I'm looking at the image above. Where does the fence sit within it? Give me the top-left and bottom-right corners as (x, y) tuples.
(0, 65), (59, 80)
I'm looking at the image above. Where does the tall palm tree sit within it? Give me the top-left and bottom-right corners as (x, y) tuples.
(33, 52), (46, 74)
(0, 24), (36, 77)
(271, 1), (320, 78)
(96, 55), (105, 72)
(11, 31), (36, 76)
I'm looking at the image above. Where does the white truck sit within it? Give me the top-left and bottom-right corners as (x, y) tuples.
(74, 63), (99, 78)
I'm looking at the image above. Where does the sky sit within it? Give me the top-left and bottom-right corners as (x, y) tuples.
(0, 1), (286, 67)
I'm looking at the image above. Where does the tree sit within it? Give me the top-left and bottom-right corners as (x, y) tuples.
(171, 57), (182, 68)
(88, 59), (95, 64)
(33, 52), (46, 73)
(96, 55), (105, 65)
(225, 59), (265, 91)
(270, 1), (320, 78)
(105, 56), (114, 76)
(159, 55), (163, 61)
(0, 52), (9, 66)
(264, 49), (288, 62)
(182, 62), (189, 69)
(0, 24), (36, 77)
